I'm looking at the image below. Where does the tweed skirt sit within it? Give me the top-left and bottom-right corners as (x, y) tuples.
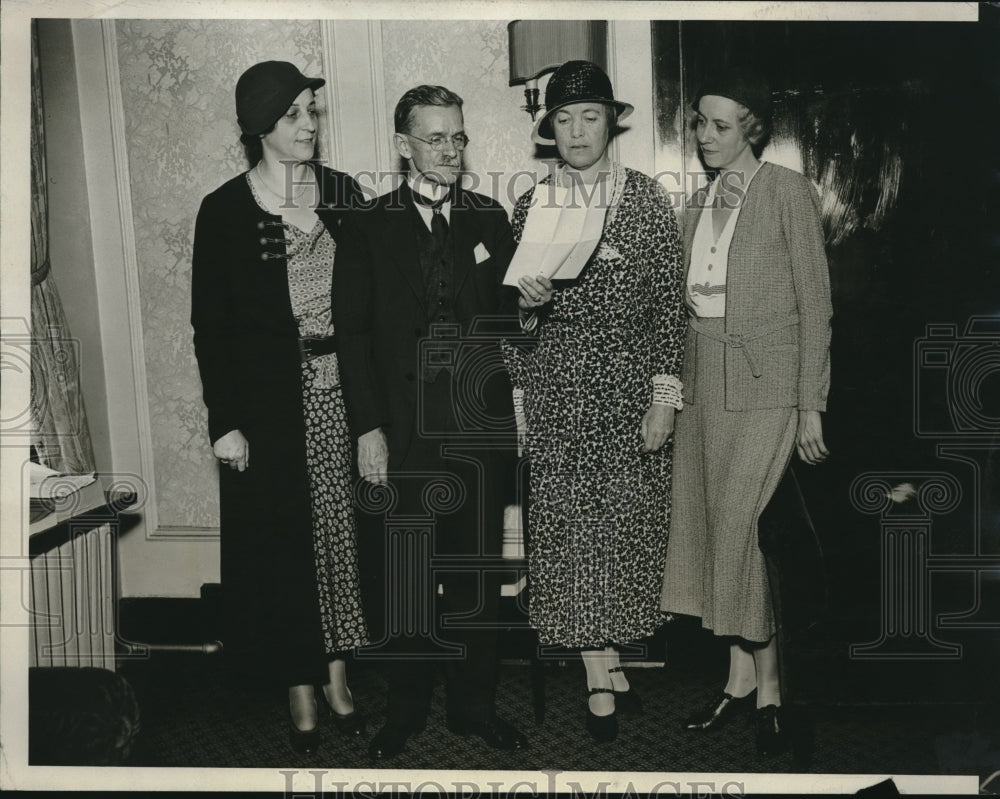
(660, 317), (797, 643)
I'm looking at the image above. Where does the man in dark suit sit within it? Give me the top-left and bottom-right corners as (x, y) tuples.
(333, 85), (526, 760)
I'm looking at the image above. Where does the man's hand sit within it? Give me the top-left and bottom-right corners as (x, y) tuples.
(358, 427), (389, 485)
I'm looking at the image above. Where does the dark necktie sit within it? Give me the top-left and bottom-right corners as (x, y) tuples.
(431, 204), (449, 252)
(412, 189), (450, 250)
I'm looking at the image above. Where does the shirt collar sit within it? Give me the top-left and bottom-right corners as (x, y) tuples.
(407, 175), (452, 207)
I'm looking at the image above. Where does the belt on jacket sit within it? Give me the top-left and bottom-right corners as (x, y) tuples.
(298, 335), (338, 363)
(688, 314), (799, 378)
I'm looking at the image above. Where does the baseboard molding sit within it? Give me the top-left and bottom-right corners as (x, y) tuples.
(117, 587), (221, 648)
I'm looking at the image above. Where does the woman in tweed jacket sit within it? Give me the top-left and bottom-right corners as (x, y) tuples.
(660, 68), (832, 757)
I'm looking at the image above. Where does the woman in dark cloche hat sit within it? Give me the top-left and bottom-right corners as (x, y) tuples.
(503, 60), (687, 743)
(661, 65), (833, 757)
(190, 60), (368, 754)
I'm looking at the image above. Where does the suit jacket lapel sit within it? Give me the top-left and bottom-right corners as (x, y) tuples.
(390, 184), (427, 306)
(449, 187), (478, 298)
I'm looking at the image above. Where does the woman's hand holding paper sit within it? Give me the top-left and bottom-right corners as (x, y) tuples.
(517, 275), (555, 309)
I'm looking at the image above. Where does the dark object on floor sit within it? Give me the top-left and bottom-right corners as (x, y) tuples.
(682, 689), (756, 731)
(368, 718), (425, 760)
(29, 666), (140, 765)
(755, 703), (788, 756)
(287, 709), (320, 755)
(609, 666), (643, 715)
(585, 688), (618, 742)
(855, 777), (901, 796)
(319, 696), (366, 737)
(446, 714), (528, 750)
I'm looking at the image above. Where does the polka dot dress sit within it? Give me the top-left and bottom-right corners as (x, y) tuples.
(250, 176), (369, 653)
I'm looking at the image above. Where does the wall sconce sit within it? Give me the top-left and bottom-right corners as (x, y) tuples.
(508, 20), (608, 120)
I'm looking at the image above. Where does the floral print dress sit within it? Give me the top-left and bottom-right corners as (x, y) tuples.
(250, 175), (368, 653)
(503, 165), (686, 648)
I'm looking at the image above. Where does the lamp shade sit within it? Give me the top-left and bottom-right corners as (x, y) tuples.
(508, 20), (608, 86)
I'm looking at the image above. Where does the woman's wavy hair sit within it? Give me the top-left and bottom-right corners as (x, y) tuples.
(734, 104), (772, 157)
(691, 99), (773, 158)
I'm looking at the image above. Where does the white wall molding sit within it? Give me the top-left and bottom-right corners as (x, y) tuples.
(319, 19), (392, 192)
(74, 20), (220, 596)
(319, 20), (346, 171)
(606, 20), (621, 166)
(608, 20), (655, 178)
(74, 19), (144, 519)
(366, 20), (391, 180)
(102, 20), (197, 543)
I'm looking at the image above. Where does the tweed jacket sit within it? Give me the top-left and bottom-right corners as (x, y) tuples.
(680, 162), (832, 411)
(332, 182), (519, 468)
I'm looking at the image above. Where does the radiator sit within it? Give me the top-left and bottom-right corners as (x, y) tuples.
(30, 522), (117, 671)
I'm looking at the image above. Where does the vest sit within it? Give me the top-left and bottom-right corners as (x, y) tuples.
(414, 206), (457, 382)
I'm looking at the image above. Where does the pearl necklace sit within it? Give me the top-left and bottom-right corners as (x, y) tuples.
(254, 163), (312, 204)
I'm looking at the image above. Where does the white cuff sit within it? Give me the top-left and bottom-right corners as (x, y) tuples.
(512, 387), (525, 418)
(652, 374), (683, 410)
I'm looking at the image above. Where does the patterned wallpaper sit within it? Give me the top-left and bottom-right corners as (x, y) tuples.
(116, 20), (326, 529)
(380, 20), (547, 212)
(114, 19), (548, 530)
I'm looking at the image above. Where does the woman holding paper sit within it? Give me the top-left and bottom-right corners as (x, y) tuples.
(660, 67), (831, 757)
(502, 60), (686, 743)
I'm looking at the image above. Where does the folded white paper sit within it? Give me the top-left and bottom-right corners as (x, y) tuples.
(503, 182), (609, 285)
(29, 462), (97, 500)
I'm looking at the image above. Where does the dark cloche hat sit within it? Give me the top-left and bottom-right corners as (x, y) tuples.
(531, 60), (634, 145)
(692, 66), (772, 123)
(235, 60), (325, 136)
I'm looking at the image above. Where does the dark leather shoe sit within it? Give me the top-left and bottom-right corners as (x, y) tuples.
(586, 687), (618, 743)
(755, 705), (788, 756)
(368, 719), (425, 760)
(288, 713), (320, 755)
(320, 696), (367, 737)
(613, 687), (642, 715)
(683, 689), (756, 731)
(447, 715), (528, 750)
(609, 667), (643, 715)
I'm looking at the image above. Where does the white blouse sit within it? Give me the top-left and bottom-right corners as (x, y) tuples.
(686, 164), (763, 318)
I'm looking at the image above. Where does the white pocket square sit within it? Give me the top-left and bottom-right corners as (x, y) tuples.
(473, 242), (491, 264)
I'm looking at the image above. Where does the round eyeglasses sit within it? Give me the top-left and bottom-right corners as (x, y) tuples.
(405, 132), (470, 151)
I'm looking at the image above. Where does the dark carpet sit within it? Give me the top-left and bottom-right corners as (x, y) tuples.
(117, 636), (999, 782)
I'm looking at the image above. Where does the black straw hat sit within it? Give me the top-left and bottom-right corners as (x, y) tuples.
(692, 66), (772, 123)
(235, 60), (325, 136)
(531, 60), (633, 145)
